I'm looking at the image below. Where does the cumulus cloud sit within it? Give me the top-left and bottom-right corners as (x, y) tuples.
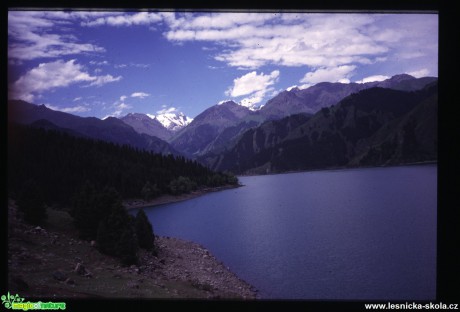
(239, 91), (266, 109)
(9, 59), (122, 101)
(131, 92), (150, 99)
(355, 75), (390, 84)
(225, 70), (279, 109)
(226, 70), (279, 97)
(299, 65), (356, 89)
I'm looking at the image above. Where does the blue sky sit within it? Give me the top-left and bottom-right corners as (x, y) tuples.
(8, 11), (438, 119)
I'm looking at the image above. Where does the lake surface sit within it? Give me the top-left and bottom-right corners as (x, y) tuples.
(140, 165), (437, 300)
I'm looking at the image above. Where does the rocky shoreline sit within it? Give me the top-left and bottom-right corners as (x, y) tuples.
(146, 235), (257, 299)
(7, 200), (258, 299)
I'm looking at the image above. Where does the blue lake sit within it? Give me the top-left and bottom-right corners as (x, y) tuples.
(140, 165), (437, 300)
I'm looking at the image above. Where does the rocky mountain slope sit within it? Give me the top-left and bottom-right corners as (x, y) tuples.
(170, 75), (437, 159)
(204, 82), (437, 174)
(120, 113), (173, 141)
(258, 74), (437, 120)
(169, 101), (255, 157)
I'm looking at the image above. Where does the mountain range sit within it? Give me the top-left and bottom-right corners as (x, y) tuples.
(8, 100), (180, 156)
(258, 74), (437, 120)
(166, 74), (437, 158)
(120, 111), (193, 141)
(201, 81), (437, 174)
(7, 74), (437, 174)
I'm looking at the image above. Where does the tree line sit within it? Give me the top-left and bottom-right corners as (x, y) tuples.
(8, 123), (238, 206)
(8, 122), (239, 264)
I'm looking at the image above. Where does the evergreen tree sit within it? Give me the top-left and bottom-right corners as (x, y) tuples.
(169, 176), (196, 195)
(8, 123), (239, 207)
(16, 179), (47, 225)
(135, 209), (155, 252)
(141, 181), (160, 201)
(71, 181), (97, 240)
(72, 184), (120, 240)
(97, 196), (138, 265)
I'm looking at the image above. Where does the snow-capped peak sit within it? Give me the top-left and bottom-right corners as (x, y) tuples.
(146, 112), (192, 131)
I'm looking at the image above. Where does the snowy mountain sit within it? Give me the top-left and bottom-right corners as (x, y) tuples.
(120, 113), (173, 141)
(147, 112), (193, 132)
(169, 101), (254, 157)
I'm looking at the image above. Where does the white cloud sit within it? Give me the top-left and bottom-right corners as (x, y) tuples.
(106, 102), (133, 118)
(160, 12), (438, 78)
(239, 91), (265, 109)
(299, 65), (356, 88)
(9, 59), (122, 101)
(87, 74), (122, 87)
(115, 63), (150, 69)
(169, 12), (273, 30)
(45, 104), (90, 113)
(225, 70), (279, 109)
(8, 11), (105, 61)
(82, 12), (163, 27)
(162, 13), (390, 70)
(156, 107), (178, 115)
(131, 92), (150, 99)
(73, 96), (82, 102)
(406, 68), (430, 78)
(120, 95), (128, 101)
(218, 99), (232, 105)
(117, 103), (131, 110)
(355, 75), (390, 83)
(89, 60), (108, 66)
(225, 70), (280, 109)
(226, 70), (279, 97)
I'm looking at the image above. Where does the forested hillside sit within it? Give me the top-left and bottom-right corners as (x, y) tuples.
(205, 83), (437, 174)
(8, 122), (238, 206)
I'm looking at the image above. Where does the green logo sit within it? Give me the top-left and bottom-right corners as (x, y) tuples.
(1, 293), (66, 311)
(1, 293), (24, 309)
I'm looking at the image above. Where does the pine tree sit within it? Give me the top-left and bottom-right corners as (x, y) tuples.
(71, 181), (97, 240)
(72, 184), (121, 240)
(141, 181), (159, 201)
(16, 179), (47, 225)
(135, 209), (155, 252)
(97, 197), (138, 265)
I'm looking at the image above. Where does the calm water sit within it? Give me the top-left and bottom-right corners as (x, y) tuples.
(140, 165), (437, 300)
